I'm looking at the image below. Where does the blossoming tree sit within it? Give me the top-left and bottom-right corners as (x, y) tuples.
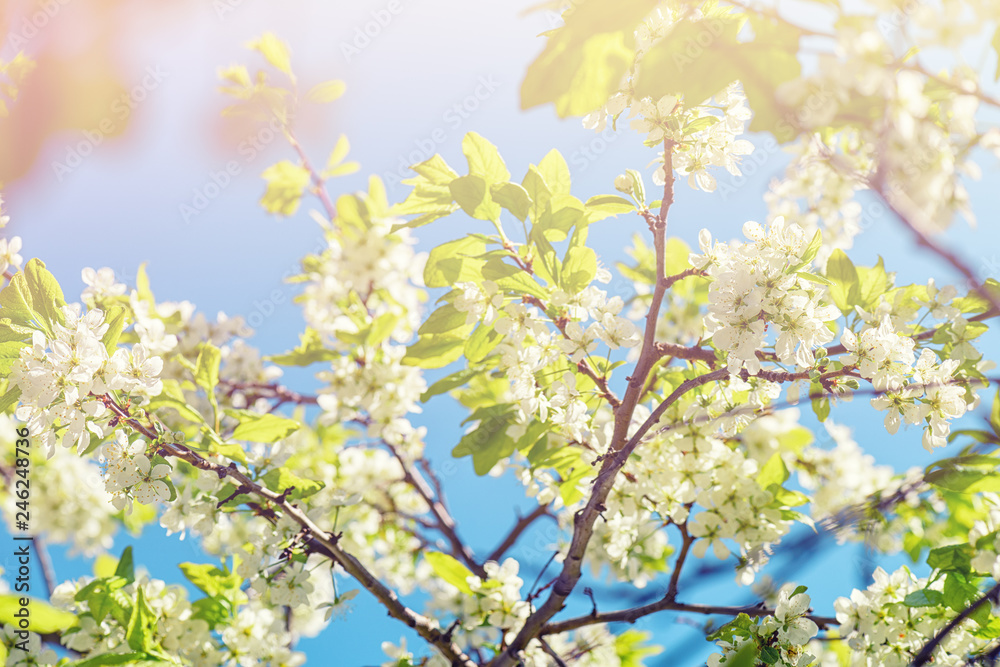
(3, 1), (1000, 665)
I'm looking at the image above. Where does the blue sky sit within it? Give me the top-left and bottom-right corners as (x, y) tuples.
(3, 0), (1000, 665)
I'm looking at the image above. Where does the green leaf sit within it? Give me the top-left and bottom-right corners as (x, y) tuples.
(0, 595), (77, 634)
(522, 164), (552, 223)
(927, 544), (974, 575)
(179, 561), (242, 598)
(926, 468), (1000, 493)
(424, 237), (487, 288)
(462, 132), (510, 184)
(706, 612), (755, 642)
(634, 17), (743, 106)
(452, 404), (516, 475)
(101, 305), (128, 354)
(465, 324), (503, 363)
(125, 586), (156, 653)
(0, 385), (21, 414)
(903, 588), (944, 607)
(791, 230), (822, 270)
(482, 257), (549, 299)
(412, 154), (460, 185)
(450, 174), (500, 222)
(115, 546), (135, 584)
(757, 453), (790, 489)
(812, 394), (831, 422)
(24, 258), (67, 333)
(72, 652), (159, 666)
(942, 572), (979, 612)
(247, 32), (293, 77)
(419, 304), (469, 336)
(826, 249), (861, 314)
(228, 411), (300, 443)
(421, 368), (480, 402)
(490, 182), (532, 221)
(537, 149), (571, 195)
(403, 334), (466, 369)
(0, 340), (27, 374)
(260, 160), (310, 216)
(522, 5), (650, 118)
(797, 271), (833, 286)
(561, 246), (597, 294)
(856, 257), (893, 310)
(585, 194), (635, 217)
(260, 466), (324, 500)
(0, 258), (67, 336)
(267, 328), (338, 366)
(307, 80), (346, 103)
(682, 115), (720, 135)
(195, 343), (222, 412)
(536, 194), (586, 242)
(424, 552), (474, 595)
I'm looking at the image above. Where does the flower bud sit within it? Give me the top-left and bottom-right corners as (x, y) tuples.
(614, 174), (633, 194)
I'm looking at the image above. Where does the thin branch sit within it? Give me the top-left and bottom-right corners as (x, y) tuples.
(286, 129), (338, 222)
(491, 142), (695, 667)
(660, 267), (706, 291)
(665, 521), (694, 601)
(218, 379), (319, 406)
(912, 581), (1000, 666)
(385, 443), (486, 578)
(870, 173), (1000, 319)
(523, 294), (621, 409)
(101, 395), (477, 666)
(542, 597), (839, 636)
(538, 638), (569, 667)
(32, 535), (55, 598)
(487, 504), (554, 563)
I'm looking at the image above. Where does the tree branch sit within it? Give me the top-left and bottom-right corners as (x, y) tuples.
(385, 442), (486, 578)
(487, 504), (554, 563)
(491, 142), (713, 667)
(101, 395), (477, 667)
(912, 581), (1000, 666)
(541, 597), (839, 636)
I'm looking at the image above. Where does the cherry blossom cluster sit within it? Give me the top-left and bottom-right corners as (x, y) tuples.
(0, 415), (118, 555)
(455, 276), (640, 435)
(772, 19), (994, 236)
(842, 318), (977, 450)
(300, 215), (428, 445)
(51, 574), (306, 666)
(691, 218), (839, 375)
(585, 83), (755, 194)
(833, 566), (995, 664)
(10, 305), (165, 457)
(630, 423), (794, 584)
(301, 214), (426, 342)
(764, 131), (869, 269)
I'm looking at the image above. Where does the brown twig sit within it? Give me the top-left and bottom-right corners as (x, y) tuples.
(541, 597), (840, 636)
(101, 394), (477, 666)
(385, 442), (486, 578)
(487, 504), (554, 563)
(912, 581), (1000, 666)
(491, 141), (686, 667)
